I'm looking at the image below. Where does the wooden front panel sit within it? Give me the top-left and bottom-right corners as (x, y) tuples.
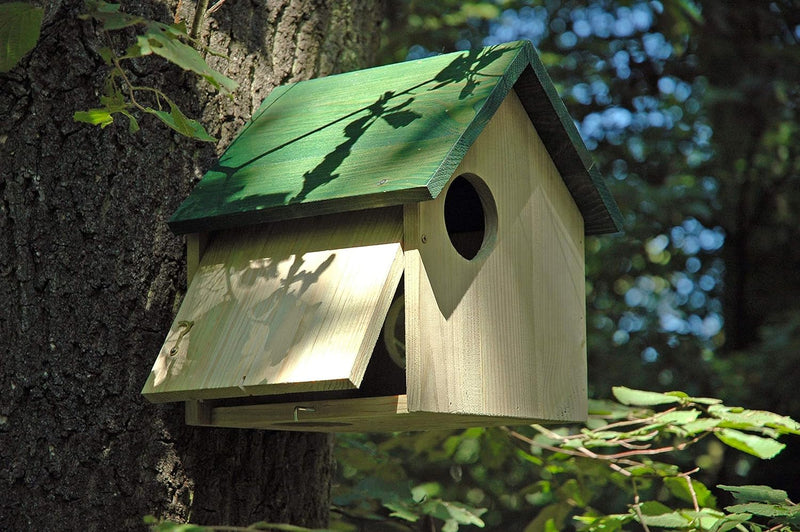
(142, 207), (404, 403)
(405, 90), (587, 422)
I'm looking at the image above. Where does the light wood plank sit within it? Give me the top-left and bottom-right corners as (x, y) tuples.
(405, 90), (587, 423)
(143, 207), (404, 403)
(186, 232), (210, 285)
(187, 394), (558, 432)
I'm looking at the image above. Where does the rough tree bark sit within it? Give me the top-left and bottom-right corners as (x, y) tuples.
(0, 0), (385, 529)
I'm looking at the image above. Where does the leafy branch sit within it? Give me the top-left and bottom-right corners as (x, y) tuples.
(329, 387), (799, 532)
(143, 388), (798, 531)
(73, 1), (236, 141)
(508, 387), (800, 531)
(0, 0), (236, 141)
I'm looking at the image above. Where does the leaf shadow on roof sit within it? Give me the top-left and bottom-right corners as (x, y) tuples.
(169, 45), (513, 232)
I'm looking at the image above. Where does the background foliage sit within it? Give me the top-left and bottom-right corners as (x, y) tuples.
(5, 0), (797, 529)
(329, 0), (800, 530)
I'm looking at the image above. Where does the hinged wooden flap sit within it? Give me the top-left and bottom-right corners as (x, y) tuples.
(142, 208), (404, 403)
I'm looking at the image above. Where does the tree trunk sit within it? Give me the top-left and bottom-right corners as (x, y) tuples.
(0, 0), (385, 529)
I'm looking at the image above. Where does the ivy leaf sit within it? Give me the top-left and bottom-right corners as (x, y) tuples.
(0, 2), (43, 72)
(73, 108), (115, 128)
(147, 102), (215, 142)
(714, 428), (785, 459)
(612, 386), (682, 406)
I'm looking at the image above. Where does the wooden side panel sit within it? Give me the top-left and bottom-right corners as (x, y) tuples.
(142, 207), (404, 403)
(405, 90), (587, 422)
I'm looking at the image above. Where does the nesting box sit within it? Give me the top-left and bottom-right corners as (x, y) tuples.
(142, 40), (622, 432)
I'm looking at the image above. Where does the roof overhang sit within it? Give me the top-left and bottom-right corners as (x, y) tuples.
(169, 40), (622, 236)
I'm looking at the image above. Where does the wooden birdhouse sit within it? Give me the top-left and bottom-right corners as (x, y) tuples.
(142, 40), (622, 432)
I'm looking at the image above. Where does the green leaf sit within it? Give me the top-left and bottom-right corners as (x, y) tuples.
(147, 102), (215, 142)
(724, 502), (799, 518)
(74, 108), (115, 128)
(654, 409), (701, 425)
(412, 482), (442, 503)
(120, 111), (140, 133)
(709, 405), (800, 435)
(439, 501), (486, 526)
(384, 502), (419, 522)
(623, 461), (679, 477)
(612, 387), (682, 406)
(677, 0), (704, 24)
(83, 1), (145, 30)
(680, 418), (721, 435)
(573, 513), (630, 532)
(633, 502), (697, 528)
(516, 448), (543, 466)
(708, 513), (754, 532)
(717, 485), (789, 504)
(638, 501), (673, 515)
(715, 428), (785, 459)
(0, 2), (43, 72)
(588, 399), (638, 419)
(98, 46), (115, 64)
(663, 477), (716, 507)
(684, 396), (723, 405)
(137, 22), (238, 93)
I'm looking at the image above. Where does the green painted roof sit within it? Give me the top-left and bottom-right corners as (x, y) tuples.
(169, 40), (622, 235)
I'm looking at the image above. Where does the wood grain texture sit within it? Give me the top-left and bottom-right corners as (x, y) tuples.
(169, 41), (620, 236)
(185, 395), (557, 432)
(186, 232), (209, 285)
(405, 90), (588, 423)
(143, 207), (404, 403)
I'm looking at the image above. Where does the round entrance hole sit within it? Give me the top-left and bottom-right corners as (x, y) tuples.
(443, 174), (497, 260)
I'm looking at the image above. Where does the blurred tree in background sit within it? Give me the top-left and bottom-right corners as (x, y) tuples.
(332, 0), (800, 529)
